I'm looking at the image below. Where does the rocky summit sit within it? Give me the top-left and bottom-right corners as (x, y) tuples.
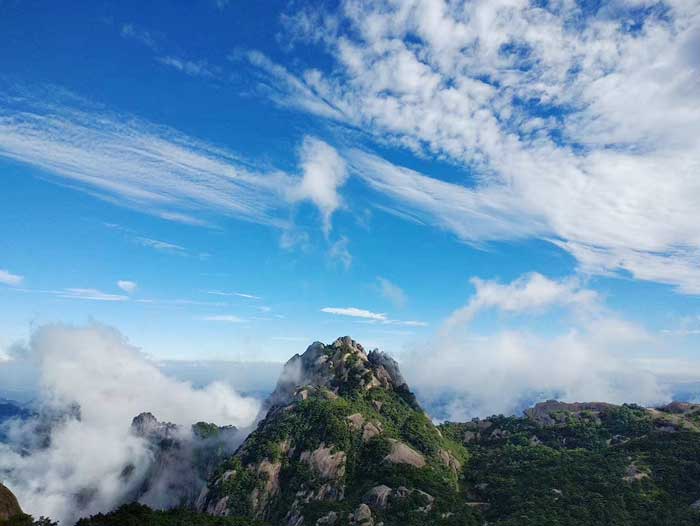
(199, 336), (468, 526)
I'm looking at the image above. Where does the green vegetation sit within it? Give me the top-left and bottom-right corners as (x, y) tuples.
(218, 386), (471, 525)
(0, 515), (56, 526)
(443, 404), (700, 525)
(74, 504), (263, 526)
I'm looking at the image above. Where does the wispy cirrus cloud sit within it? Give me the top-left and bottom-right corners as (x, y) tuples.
(103, 223), (197, 257)
(0, 92), (292, 227)
(120, 22), (218, 79)
(377, 277), (407, 309)
(15, 286), (231, 308)
(116, 280), (138, 294)
(134, 236), (187, 254)
(205, 291), (261, 300)
(0, 269), (23, 286)
(198, 314), (246, 323)
(0, 89), (349, 235)
(156, 56), (216, 78)
(321, 306), (427, 327)
(321, 307), (386, 320)
(253, 1), (700, 294)
(328, 235), (352, 269)
(120, 23), (157, 50)
(56, 288), (129, 302)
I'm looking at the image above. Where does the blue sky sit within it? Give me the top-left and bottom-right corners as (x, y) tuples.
(1, 0), (699, 397)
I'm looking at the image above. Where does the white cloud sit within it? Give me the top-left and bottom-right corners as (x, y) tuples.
(198, 314), (246, 323)
(157, 56), (215, 78)
(0, 323), (260, 524)
(258, 1), (700, 294)
(0, 269), (23, 286)
(120, 23), (156, 50)
(328, 235), (352, 269)
(243, 51), (346, 122)
(401, 272), (666, 420)
(289, 137), (348, 235)
(377, 276), (407, 308)
(117, 280), (138, 294)
(205, 291), (261, 300)
(405, 323), (665, 421)
(134, 236), (186, 254)
(321, 307), (387, 321)
(0, 90), (295, 228)
(444, 272), (598, 331)
(385, 319), (427, 327)
(234, 292), (261, 300)
(321, 306), (427, 327)
(57, 288), (129, 302)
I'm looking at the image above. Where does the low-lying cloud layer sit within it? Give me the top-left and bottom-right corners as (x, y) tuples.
(402, 273), (671, 421)
(0, 323), (260, 525)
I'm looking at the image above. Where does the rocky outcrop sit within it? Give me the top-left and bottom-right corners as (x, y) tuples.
(351, 503), (373, 525)
(364, 485), (392, 509)
(438, 448), (462, 474)
(302, 444), (347, 480)
(0, 483), (22, 521)
(384, 439), (426, 468)
(623, 461), (650, 482)
(266, 337), (410, 409)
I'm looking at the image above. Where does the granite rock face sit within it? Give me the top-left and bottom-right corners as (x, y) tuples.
(0, 483), (22, 521)
(265, 337), (410, 410)
(200, 336), (467, 526)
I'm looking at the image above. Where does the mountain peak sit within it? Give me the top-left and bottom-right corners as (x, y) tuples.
(201, 337), (462, 525)
(266, 336), (410, 409)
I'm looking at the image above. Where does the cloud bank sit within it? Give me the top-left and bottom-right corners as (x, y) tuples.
(0, 323), (260, 524)
(260, 0), (700, 294)
(401, 273), (670, 421)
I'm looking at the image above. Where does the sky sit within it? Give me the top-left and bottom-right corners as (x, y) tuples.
(1, 0), (700, 401)
(0, 3), (700, 519)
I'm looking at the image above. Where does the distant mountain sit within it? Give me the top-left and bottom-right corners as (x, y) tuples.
(125, 412), (245, 510)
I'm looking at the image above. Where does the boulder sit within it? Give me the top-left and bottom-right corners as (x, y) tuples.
(364, 485), (392, 509)
(384, 440), (426, 468)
